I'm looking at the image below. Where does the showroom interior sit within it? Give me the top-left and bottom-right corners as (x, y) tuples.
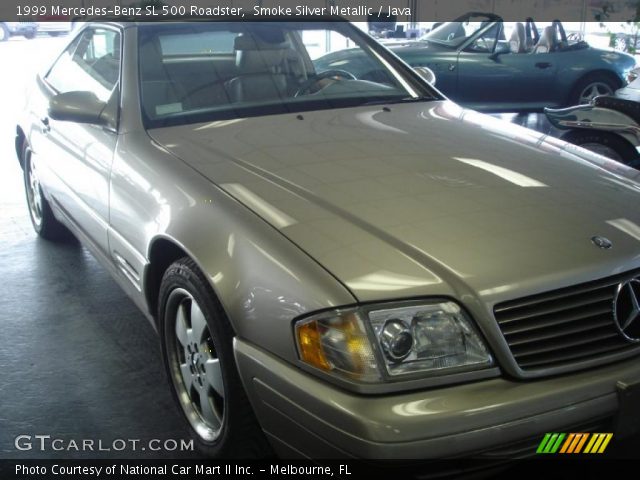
(2, 0), (640, 468)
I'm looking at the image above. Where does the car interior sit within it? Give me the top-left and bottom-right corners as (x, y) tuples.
(463, 15), (587, 56)
(503, 19), (586, 54)
(138, 25), (402, 123)
(140, 28), (301, 119)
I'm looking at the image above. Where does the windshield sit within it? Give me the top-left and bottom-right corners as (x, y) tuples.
(138, 22), (436, 128)
(421, 14), (496, 47)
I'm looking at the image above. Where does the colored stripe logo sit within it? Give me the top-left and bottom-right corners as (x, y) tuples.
(536, 433), (613, 454)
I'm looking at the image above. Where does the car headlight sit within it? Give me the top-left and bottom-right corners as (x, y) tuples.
(295, 301), (493, 383)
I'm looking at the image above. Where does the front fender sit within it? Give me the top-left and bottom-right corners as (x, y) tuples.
(554, 48), (634, 97)
(108, 131), (355, 365)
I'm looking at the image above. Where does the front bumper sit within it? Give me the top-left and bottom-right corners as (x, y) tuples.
(234, 339), (640, 459)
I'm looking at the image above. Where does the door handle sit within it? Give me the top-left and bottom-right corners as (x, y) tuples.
(535, 62), (552, 69)
(40, 117), (50, 134)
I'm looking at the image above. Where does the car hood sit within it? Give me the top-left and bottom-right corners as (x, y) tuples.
(149, 101), (640, 306)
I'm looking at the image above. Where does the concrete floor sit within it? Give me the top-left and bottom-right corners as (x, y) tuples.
(0, 35), (637, 461)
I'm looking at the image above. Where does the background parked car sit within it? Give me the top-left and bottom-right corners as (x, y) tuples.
(37, 20), (72, 37)
(611, 32), (640, 52)
(316, 13), (637, 112)
(0, 22), (37, 42)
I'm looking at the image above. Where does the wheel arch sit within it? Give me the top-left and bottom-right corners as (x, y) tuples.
(583, 68), (624, 87)
(15, 126), (26, 169)
(144, 235), (238, 334)
(569, 69), (624, 103)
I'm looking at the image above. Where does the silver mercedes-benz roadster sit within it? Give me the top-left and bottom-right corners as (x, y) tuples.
(16, 18), (640, 459)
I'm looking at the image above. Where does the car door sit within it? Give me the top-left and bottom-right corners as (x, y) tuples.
(455, 23), (557, 109)
(32, 26), (121, 255)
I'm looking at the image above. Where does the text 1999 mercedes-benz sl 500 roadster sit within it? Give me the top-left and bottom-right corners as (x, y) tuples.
(15, 18), (640, 459)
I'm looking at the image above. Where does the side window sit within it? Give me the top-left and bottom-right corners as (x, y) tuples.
(46, 28), (121, 102)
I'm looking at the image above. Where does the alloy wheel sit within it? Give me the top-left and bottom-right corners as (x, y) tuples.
(166, 288), (225, 442)
(26, 158), (43, 227)
(615, 37), (628, 52)
(579, 82), (614, 104)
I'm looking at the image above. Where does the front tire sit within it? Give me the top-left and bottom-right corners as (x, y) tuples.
(561, 130), (640, 167)
(0, 24), (9, 42)
(159, 257), (272, 458)
(23, 146), (73, 241)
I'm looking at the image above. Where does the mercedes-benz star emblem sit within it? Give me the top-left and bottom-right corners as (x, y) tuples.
(591, 236), (613, 249)
(613, 279), (640, 343)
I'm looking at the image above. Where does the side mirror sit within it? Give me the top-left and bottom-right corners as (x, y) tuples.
(48, 91), (107, 125)
(414, 66), (436, 86)
(489, 42), (511, 61)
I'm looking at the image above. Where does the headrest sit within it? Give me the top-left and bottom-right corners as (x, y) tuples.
(509, 22), (526, 53)
(542, 26), (556, 43)
(234, 33), (290, 73)
(534, 26), (555, 53)
(234, 32), (289, 52)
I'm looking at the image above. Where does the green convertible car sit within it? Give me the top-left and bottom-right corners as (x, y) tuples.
(316, 13), (637, 112)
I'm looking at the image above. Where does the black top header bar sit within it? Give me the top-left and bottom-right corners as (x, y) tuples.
(2, 0), (640, 23)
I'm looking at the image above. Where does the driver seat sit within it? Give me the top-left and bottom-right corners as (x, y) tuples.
(226, 33), (290, 103)
(139, 37), (188, 119)
(509, 23), (526, 53)
(533, 26), (555, 53)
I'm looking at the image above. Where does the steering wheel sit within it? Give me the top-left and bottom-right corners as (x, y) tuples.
(567, 32), (582, 42)
(294, 69), (357, 97)
(474, 37), (491, 52)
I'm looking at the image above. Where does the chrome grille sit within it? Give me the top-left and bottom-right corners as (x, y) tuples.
(494, 271), (640, 371)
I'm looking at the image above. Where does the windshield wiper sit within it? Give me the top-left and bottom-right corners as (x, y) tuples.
(363, 96), (436, 106)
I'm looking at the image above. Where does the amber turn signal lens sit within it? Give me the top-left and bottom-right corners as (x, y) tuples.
(295, 312), (380, 382)
(297, 321), (332, 371)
